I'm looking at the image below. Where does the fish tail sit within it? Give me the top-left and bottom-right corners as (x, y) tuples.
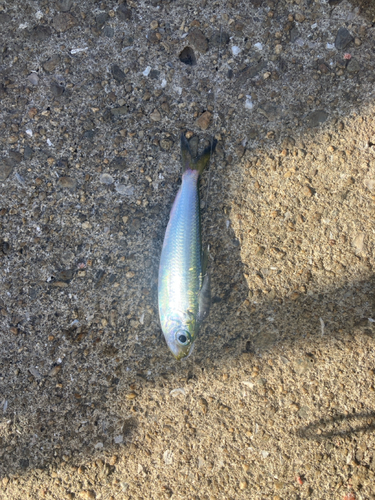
(180, 133), (217, 175)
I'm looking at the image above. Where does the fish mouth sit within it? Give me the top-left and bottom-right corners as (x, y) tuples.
(169, 342), (195, 361)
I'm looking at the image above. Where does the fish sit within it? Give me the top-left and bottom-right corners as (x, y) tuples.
(158, 133), (216, 360)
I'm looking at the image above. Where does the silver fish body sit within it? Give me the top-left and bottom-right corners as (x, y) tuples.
(158, 135), (214, 360)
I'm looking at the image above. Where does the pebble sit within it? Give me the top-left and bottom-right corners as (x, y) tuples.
(239, 479), (248, 490)
(48, 365), (61, 377)
(294, 13), (305, 22)
(112, 64), (126, 83)
(302, 185), (314, 197)
(53, 13), (76, 32)
(78, 491), (96, 499)
(364, 179), (375, 191)
(110, 157), (127, 170)
(100, 173), (114, 185)
(56, 0), (73, 12)
(188, 29), (208, 53)
(27, 73), (39, 86)
(51, 81), (64, 97)
(196, 111), (212, 130)
(0, 159), (14, 182)
(210, 31), (230, 47)
(347, 59), (360, 73)
(30, 25), (52, 41)
(43, 54), (61, 72)
(163, 450), (173, 465)
(352, 233), (364, 253)
(306, 109), (328, 127)
(335, 27), (353, 50)
(111, 106), (127, 117)
(150, 109), (161, 121)
(29, 366), (42, 380)
(96, 13), (108, 28)
(117, 4), (132, 21)
(258, 104), (282, 121)
(116, 184), (134, 196)
(58, 176), (77, 190)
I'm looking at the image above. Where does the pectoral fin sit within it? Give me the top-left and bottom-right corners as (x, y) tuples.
(198, 273), (211, 324)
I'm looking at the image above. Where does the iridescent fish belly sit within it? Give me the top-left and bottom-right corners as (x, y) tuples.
(158, 134), (215, 360)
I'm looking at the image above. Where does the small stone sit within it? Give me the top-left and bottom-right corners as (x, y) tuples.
(150, 20), (159, 29)
(51, 81), (65, 97)
(96, 13), (109, 28)
(160, 138), (173, 151)
(112, 64), (126, 82)
(163, 450), (173, 465)
(274, 44), (282, 54)
(290, 27), (299, 43)
(258, 104), (282, 121)
(79, 491), (96, 500)
(354, 37), (361, 46)
(110, 157), (127, 170)
(347, 59), (360, 73)
(0, 159), (14, 182)
(27, 73), (39, 86)
(306, 109), (328, 127)
(116, 184), (134, 196)
(82, 221), (91, 230)
(302, 185), (314, 197)
(48, 365), (61, 377)
(110, 106), (127, 117)
(239, 479), (248, 490)
(52, 281), (69, 288)
(8, 135), (18, 144)
(335, 27), (353, 50)
(30, 25), (52, 41)
(352, 233), (364, 253)
(150, 109), (161, 121)
(210, 30), (230, 47)
(100, 173), (114, 185)
(103, 26), (114, 38)
(188, 29), (209, 53)
(58, 176), (77, 190)
(294, 12), (305, 22)
(126, 392), (137, 399)
(117, 4), (132, 21)
(53, 13), (76, 32)
(29, 367), (42, 380)
(56, 0), (74, 12)
(24, 146), (34, 160)
(196, 111), (212, 130)
(28, 107), (38, 119)
(43, 54), (61, 72)
(364, 179), (375, 191)
(114, 435), (123, 444)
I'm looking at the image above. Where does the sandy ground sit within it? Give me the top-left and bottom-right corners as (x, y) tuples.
(1, 0), (375, 499)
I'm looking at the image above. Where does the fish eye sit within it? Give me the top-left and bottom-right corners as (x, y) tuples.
(176, 330), (190, 346)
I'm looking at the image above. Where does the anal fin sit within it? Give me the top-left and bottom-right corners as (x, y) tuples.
(198, 273), (211, 324)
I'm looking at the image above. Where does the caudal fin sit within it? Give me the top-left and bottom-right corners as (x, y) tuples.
(180, 133), (217, 175)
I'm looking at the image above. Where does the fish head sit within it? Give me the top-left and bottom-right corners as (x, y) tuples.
(163, 314), (196, 360)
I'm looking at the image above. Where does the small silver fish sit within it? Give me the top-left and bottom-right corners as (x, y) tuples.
(158, 134), (215, 360)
